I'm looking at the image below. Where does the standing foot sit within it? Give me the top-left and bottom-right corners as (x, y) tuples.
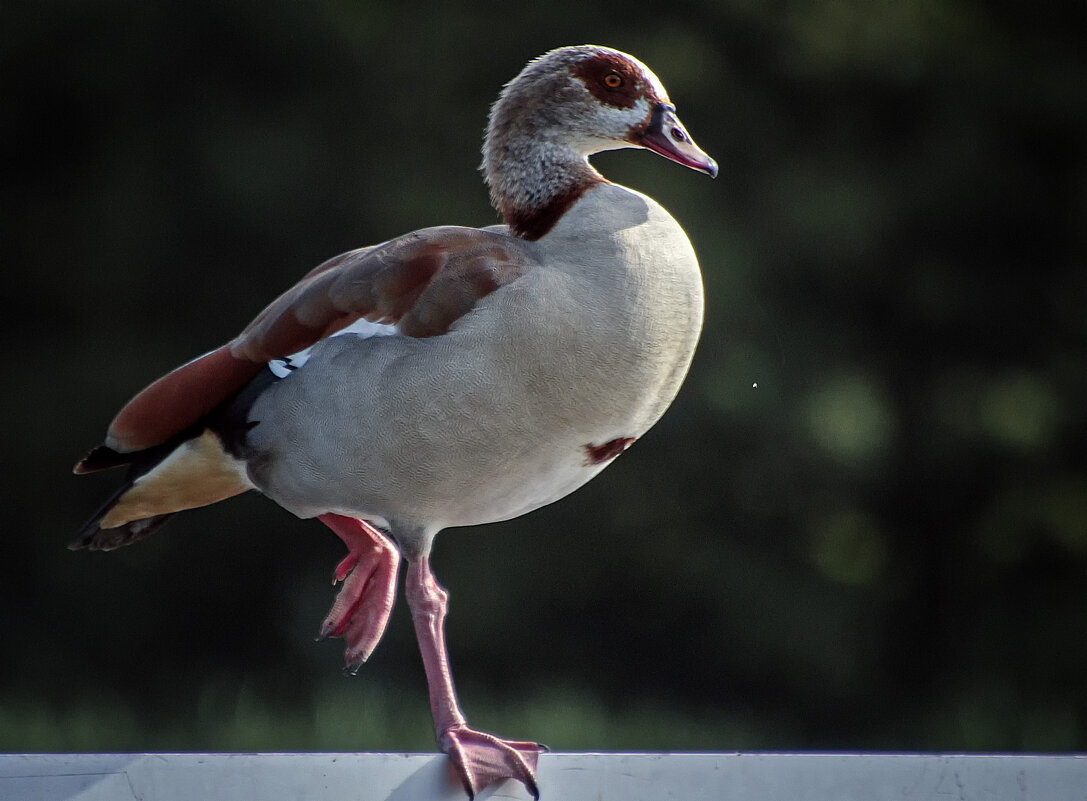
(440, 725), (547, 800)
(404, 555), (544, 798)
(316, 514), (400, 670)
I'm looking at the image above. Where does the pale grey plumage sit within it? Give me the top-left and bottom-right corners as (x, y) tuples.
(73, 45), (715, 798)
(244, 182), (703, 557)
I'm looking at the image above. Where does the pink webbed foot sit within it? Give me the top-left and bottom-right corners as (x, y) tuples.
(316, 514), (400, 672)
(404, 556), (545, 798)
(441, 725), (547, 800)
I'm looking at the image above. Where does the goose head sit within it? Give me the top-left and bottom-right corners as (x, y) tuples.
(482, 45), (717, 239)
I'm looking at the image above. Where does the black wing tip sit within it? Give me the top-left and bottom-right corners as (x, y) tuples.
(69, 513), (177, 551)
(70, 451), (180, 551)
(73, 444), (133, 474)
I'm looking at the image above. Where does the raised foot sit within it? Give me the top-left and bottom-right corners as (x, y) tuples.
(440, 726), (547, 799)
(315, 514), (400, 670)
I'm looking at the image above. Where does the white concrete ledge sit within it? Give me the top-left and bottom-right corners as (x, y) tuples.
(2, 752), (1085, 800)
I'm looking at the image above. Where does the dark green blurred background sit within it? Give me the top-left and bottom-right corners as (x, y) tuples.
(3, 0), (1085, 753)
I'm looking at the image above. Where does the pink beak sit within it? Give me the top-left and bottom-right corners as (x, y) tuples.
(638, 103), (718, 178)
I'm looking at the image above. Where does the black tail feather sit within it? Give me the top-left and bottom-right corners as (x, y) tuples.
(73, 444), (134, 474)
(69, 436), (191, 550)
(70, 365), (275, 551)
(69, 466), (178, 550)
(69, 509), (177, 551)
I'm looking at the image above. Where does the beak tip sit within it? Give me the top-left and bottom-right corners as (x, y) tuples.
(639, 103), (719, 180)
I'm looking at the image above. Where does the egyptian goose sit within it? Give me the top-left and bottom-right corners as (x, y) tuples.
(72, 44), (716, 798)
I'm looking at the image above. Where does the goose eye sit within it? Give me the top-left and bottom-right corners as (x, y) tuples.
(603, 73), (623, 89)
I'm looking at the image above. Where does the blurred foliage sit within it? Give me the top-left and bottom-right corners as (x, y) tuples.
(2, 0), (1085, 754)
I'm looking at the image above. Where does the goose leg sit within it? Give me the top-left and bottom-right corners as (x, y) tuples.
(405, 556), (545, 799)
(317, 513), (400, 671)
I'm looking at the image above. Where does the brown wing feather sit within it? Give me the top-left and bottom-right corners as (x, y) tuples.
(233, 226), (534, 359)
(93, 226), (536, 455)
(104, 344), (264, 453)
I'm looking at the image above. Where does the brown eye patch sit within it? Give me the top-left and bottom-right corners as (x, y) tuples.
(572, 52), (649, 109)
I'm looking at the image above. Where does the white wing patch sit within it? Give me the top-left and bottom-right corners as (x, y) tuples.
(267, 318), (399, 378)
